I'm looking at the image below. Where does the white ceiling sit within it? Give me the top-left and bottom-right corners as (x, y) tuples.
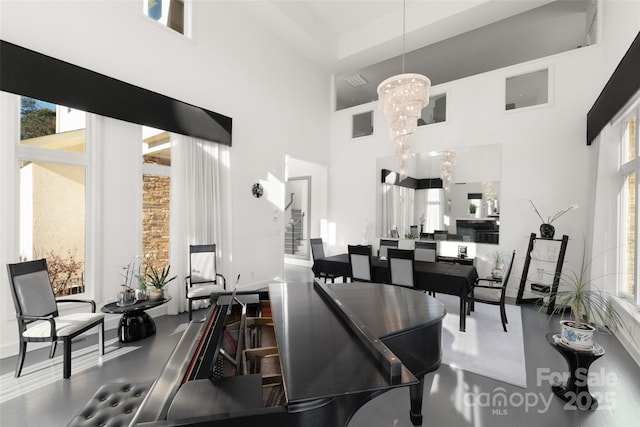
(240, 0), (593, 109)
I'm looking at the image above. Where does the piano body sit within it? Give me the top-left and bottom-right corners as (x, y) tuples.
(130, 281), (446, 426)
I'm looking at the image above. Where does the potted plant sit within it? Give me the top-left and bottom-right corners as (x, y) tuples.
(527, 199), (578, 239)
(118, 258), (139, 306)
(549, 242), (625, 350)
(144, 264), (177, 301)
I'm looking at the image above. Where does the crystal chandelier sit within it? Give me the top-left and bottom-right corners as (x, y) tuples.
(440, 150), (457, 191)
(377, 0), (431, 175)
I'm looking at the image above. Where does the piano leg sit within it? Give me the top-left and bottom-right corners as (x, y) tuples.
(409, 377), (424, 426)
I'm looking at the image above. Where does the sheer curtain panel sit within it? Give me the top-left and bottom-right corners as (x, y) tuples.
(168, 134), (231, 314)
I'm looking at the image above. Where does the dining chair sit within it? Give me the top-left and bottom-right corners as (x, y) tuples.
(378, 239), (399, 258)
(6, 258), (105, 379)
(185, 244), (226, 321)
(467, 250), (515, 332)
(414, 241), (437, 262)
(310, 238), (342, 283)
(387, 249), (416, 289)
(348, 245), (373, 282)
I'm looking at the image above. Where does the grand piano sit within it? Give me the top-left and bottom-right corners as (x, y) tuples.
(130, 281), (446, 426)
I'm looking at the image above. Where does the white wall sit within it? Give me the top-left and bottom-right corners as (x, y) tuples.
(330, 46), (601, 292)
(0, 0), (331, 356)
(328, 0), (640, 361)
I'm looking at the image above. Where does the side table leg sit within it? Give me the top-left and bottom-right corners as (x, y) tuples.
(552, 351), (600, 410)
(118, 311), (157, 343)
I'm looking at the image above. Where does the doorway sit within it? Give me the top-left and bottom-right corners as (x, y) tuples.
(284, 176), (310, 259)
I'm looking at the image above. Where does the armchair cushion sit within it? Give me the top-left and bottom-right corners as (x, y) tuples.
(23, 313), (105, 339)
(187, 284), (225, 299)
(470, 286), (502, 303)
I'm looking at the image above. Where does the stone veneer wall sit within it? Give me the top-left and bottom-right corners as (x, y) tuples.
(142, 174), (170, 268)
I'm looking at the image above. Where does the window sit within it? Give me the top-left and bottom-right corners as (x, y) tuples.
(143, 0), (191, 37)
(352, 111), (373, 138)
(505, 69), (549, 110)
(142, 127), (171, 270)
(619, 106), (639, 305)
(18, 96), (87, 296)
(418, 93), (446, 126)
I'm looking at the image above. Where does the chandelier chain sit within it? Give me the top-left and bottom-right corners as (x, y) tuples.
(402, 0), (406, 73)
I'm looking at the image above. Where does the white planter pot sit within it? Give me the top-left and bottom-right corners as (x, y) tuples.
(560, 320), (595, 349)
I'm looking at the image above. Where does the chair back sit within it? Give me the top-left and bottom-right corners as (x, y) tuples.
(310, 238), (326, 261)
(7, 259), (58, 319)
(189, 244), (218, 285)
(495, 250), (516, 304)
(387, 249), (415, 288)
(348, 245), (373, 282)
(409, 225), (419, 238)
(414, 241), (437, 262)
(501, 250), (516, 290)
(378, 239), (398, 258)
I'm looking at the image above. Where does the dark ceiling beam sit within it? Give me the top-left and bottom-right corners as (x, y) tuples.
(587, 31), (640, 145)
(0, 40), (232, 146)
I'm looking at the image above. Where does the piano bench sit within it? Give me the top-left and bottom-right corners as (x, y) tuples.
(66, 380), (154, 427)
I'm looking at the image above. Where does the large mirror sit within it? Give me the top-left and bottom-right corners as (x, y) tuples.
(376, 144), (501, 244)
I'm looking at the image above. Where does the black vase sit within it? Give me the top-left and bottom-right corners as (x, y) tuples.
(540, 223), (555, 239)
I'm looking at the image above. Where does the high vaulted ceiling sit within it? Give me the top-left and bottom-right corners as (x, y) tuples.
(240, 0), (594, 109)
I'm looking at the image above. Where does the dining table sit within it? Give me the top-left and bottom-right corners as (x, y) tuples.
(312, 253), (478, 332)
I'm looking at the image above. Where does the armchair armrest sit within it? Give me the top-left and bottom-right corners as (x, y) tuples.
(472, 278), (505, 291)
(217, 273), (226, 290)
(18, 314), (57, 339)
(56, 298), (97, 313)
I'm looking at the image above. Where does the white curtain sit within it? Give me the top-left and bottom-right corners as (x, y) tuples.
(424, 188), (445, 233)
(167, 134), (232, 315)
(381, 183), (414, 237)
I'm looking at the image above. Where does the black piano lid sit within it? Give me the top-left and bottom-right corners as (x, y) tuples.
(326, 282), (447, 339)
(268, 282), (441, 404)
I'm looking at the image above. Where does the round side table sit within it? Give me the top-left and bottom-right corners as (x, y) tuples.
(546, 333), (605, 410)
(102, 297), (171, 343)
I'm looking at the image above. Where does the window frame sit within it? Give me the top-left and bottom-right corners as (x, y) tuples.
(141, 0), (193, 38)
(12, 94), (99, 300)
(503, 66), (554, 113)
(617, 104), (640, 306)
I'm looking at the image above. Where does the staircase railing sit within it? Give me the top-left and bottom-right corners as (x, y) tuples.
(285, 192), (294, 212)
(289, 216), (302, 255)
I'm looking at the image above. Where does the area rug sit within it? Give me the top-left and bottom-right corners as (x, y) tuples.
(0, 338), (138, 404)
(437, 294), (527, 388)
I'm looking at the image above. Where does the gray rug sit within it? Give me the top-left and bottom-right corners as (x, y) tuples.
(437, 294), (527, 388)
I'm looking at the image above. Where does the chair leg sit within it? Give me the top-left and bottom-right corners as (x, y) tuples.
(49, 341), (57, 359)
(15, 341), (27, 378)
(63, 337), (72, 379)
(99, 321), (105, 355)
(500, 305), (508, 332)
(188, 299), (193, 322)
